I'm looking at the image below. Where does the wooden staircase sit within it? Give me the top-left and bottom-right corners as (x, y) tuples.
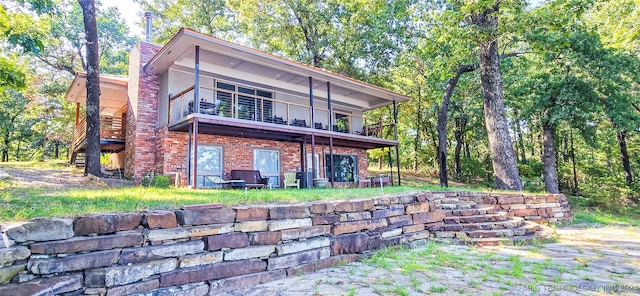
(70, 151), (85, 168)
(432, 199), (555, 246)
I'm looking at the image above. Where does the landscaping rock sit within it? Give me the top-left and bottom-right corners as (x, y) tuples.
(4, 218), (74, 242)
(234, 206), (268, 222)
(159, 259), (266, 287)
(372, 205), (405, 218)
(340, 211), (372, 222)
(0, 264), (25, 284)
(405, 202), (430, 214)
(119, 240), (204, 264)
(331, 233), (369, 255)
(387, 215), (413, 227)
(28, 249), (120, 274)
(224, 245), (275, 261)
(206, 233), (249, 251)
(0, 273), (83, 296)
(331, 218), (387, 235)
(30, 232), (143, 254)
(308, 202), (336, 214)
(234, 220), (268, 232)
(268, 218), (312, 231)
(280, 225), (330, 241)
(267, 247), (330, 270)
(209, 270), (287, 293)
(74, 213), (142, 235)
(311, 214), (340, 225)
(87, 258), (177, 287)
(139, 282), (209, 296)
(145, 224), (234, 242)
(175, 207), (236, 226)
(142, 211), (177, 229)
(249, 231), (281, 245)
(268, 205), (310, 219)
(413, 211), (446, 224)
(179, 251), (223, 268)
(106, 279), (159, 296)
(276, 237), (330, 255)
(0, 246), (30, 266)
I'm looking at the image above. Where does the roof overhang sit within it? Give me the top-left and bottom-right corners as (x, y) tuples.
(65, 73), (129, 115)
(145, 28), (410, 110)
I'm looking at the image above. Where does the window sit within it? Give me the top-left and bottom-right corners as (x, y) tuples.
(254, 149), (281, 187)
(193, 145), (222, 187)
(325, 154), (357, 183)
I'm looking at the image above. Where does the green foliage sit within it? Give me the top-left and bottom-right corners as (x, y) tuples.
(518, 160), (543, 179)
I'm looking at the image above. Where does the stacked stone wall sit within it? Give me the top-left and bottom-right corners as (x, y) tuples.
(0, 191), (571, 295)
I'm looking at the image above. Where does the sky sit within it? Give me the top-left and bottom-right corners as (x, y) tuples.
(101, 0), (142, 38)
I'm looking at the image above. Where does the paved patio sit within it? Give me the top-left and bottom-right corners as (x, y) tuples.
(222, 223), (640, 295)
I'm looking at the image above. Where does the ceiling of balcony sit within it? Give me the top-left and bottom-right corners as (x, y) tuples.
(65, 73), (128, 116)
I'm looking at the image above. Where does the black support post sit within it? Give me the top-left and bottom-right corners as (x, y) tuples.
(393, 100), (401, 186)
(309, 77), (316, 181)
(327, 81), (335, 188)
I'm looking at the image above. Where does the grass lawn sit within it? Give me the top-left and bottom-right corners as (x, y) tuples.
(1, 161), (479, 222)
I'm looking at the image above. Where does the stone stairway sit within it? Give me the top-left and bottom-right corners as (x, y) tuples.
(431, 198), (555, 246)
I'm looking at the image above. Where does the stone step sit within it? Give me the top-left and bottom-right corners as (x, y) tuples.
(442, 216), (525, 232)
(448, 206), (495, 217)
(443, 212), (508, 224)
(465, 221), (540, 239)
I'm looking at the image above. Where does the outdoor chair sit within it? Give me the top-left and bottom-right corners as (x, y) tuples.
(283, 172), (300, 188)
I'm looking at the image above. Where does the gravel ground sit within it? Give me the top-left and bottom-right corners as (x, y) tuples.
(226, 224), (640, 296)
(0, 165), (131, 190)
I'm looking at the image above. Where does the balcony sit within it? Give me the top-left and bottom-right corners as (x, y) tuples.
(167, 85), (396, 149)
(71, 115), (126, 153)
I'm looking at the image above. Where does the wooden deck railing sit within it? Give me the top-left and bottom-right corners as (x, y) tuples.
(71, 116), (126, 150)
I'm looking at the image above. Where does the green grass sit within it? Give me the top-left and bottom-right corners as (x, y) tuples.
(573, 211), (640, 227)
(1, 185), (435, 222)
(1, 161), (482, 222)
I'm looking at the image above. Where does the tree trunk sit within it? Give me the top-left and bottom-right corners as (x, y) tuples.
(414, 88), (422, 173)
(437, 64), (477, 187)
(378, 155), (383, 170)
(79, 0), (102, 177)
(570, 131), (579, 194)
(542, 122), (559, 193)
(54, 141), (60, 159)
(616, 130), (633, 185)
(515, 114), (526, 163)
(454, 130), (463, 179)
(471, 3), (523, 191)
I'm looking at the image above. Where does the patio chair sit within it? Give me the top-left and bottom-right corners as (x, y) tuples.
(283, 172), (300, 189)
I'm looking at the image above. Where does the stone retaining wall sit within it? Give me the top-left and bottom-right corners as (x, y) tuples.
(0, 191), (571, 295)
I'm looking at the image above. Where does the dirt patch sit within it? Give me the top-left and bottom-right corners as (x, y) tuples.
(0, 164), (132, 191)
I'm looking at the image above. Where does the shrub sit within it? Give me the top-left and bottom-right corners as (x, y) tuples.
(141, 171), (170, 188)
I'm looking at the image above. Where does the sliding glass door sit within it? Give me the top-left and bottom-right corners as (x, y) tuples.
(253, 149), (280, 187)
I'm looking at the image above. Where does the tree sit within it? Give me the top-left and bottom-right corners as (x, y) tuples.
(468, 0), (523, 190)
(136, 0), (237, 44)
(78, 0), (101, 177)
(0, 88), (29, 162)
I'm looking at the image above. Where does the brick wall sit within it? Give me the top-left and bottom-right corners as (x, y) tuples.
(124, 42), (162, 183)
(154, 127), (369, 187)
(0, 191), (572, 295)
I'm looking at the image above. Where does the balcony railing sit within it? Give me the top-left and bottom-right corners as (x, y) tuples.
(71, 115), (126, 149)
(168, 85), (393, 139)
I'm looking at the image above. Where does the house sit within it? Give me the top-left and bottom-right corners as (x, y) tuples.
(66, 28), (409, 188)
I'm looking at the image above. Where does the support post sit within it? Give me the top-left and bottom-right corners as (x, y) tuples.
(75, 102), (80, 125)
(327, 81), (335, 188)
(194, 46), (200, 114)
(393, 100), (401, 186)
(192, 119), (199, 189)
(309, 77), (316, 180)
(301, 138), (307, 188)
(388, 147), (394, 185)
(187, 122), (192, 186)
